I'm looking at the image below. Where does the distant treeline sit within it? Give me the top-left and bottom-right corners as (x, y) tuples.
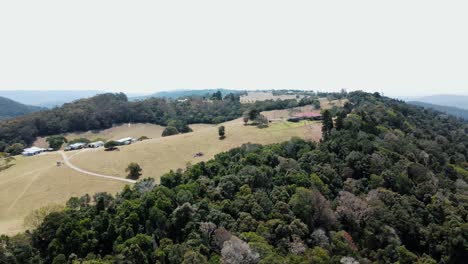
(0, 92), (321, 152)
(409, 101), (468, 120)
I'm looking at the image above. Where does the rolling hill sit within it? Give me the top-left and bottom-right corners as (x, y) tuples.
(2, 92), (466, 263)
(409, 101), (468, 120)
(130, 89), (245, 100)
(0, 96), (44, 120)
(403, 94), (468, 110)
(0, 90), (104, 108)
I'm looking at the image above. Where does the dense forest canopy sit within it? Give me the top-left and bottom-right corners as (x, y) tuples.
(1, 91), (467, 263)
(0, 92), (319, 152)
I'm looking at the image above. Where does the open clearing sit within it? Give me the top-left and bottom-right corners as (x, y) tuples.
(239, 91), (303, 103)
(69, 118), (321, 182)
(0, 106), (328, 235)
(0, 153), (126, 236)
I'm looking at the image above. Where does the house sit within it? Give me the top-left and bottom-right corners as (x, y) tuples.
(116, 137), (136, 145)
(288, 112), (322, 122)
(88, 141), (104, 148)
(22, 147), (45, 156)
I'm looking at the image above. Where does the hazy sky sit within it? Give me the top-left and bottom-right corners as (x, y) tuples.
(0, 1), (467, 96)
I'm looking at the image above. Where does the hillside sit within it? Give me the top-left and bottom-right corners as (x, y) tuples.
(404, 94), (468, 110)
(131, 89), (245, 100)
(1, 92), (466, 263)
(409, 101), (468, 120)
(0, 96), (44, 120)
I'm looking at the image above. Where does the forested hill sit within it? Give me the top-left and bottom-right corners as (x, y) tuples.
(0, 92), (315, 152)
(409, 101), (468, 120)
(2, 92), (467, 263)
(0, 96), (44, 120)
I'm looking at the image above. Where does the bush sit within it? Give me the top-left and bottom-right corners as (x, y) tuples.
(218, 126), (226, 139)
(5, 143), (24, 156)
(138, 136), (149, 141)
(162, 126), (179, 137)
(68, 138), (90, 145)
(104, 140), (120, 150)
(126, 162), (142, 179)
(46, 136), (68, 150)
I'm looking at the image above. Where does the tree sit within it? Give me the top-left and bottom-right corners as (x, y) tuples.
(335, 110), (346, 130)
(0, 152), (14, 171)
(126, 162), (142, 179)
(218, 126), (226, 139)
(254, 114), (269, 128)
(104, 140), (120, 150)
(221, 236), (259, 264)
(67, 137), (90, 145)
(248, 109), (260, 121)
(211, 91), (223, 100)
(23, 203), (65, 230)
(321, 110), (333, 140)
(162, 126), (179, 137)
(46, 136), (67, 150)
(5, 143), (24, 156)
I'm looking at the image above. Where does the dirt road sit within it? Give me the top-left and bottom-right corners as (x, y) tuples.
(59, 151), (136, 184)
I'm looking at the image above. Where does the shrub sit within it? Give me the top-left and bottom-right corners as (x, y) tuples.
(126, 162), (142, 179)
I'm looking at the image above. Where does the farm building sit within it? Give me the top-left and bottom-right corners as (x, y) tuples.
(22, 147), (46, 156)
(66, 142), (87, 151)
(288, 112), (322, 122)
(116, 137), (136, 145)
(88, 141), (104, 148)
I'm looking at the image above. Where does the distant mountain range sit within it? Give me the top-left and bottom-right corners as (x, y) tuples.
(408, 101), (468, 120)
(0, 90), (105, 108)
(130, 89), (245, 101)
(0, 96), (45, 120)
(402, 94), (468, 110)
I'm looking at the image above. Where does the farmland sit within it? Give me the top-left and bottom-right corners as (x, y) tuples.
(0, 106), (326, 235)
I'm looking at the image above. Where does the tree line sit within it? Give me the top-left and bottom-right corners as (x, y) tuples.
(0, 92), (316, 155)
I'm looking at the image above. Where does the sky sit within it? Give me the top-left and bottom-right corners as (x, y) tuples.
(0, 0), (467, 97)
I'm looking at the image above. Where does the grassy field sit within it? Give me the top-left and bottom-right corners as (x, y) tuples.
(0, 153), (126, 236)
(69, 118), (321, 182)
(0, 107), (325, 235)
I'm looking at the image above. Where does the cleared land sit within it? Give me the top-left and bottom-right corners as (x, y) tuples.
(69, 118), (321, 182)
(0, 105), (333, 235)
(239, 91), (303, 103)
(0, 153), (126, 236)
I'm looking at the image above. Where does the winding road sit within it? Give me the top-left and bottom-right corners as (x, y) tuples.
(59, 151), (136, 184)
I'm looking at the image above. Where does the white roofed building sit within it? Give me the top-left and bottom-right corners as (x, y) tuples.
(22, 147), (45, 156)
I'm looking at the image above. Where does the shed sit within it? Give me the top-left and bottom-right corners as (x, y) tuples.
(88, 141), (104, 148)
(116, 137), (136, 145)
(22, 147), (45, 156)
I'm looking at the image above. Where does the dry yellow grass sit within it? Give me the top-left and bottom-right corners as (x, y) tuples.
(70, 118), (321, 182)
(0, 108), (325, 236)
(0, 153), (127, 236)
